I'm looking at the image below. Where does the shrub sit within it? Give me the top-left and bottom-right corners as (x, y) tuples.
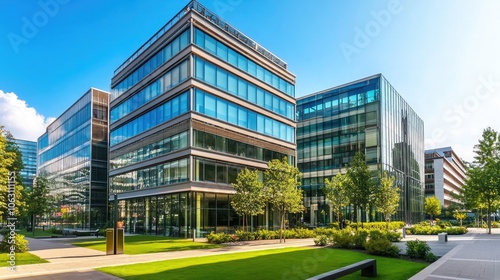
(235, 230), (255, 241)
(326, 222), (340, 230)
(348, 221), (405, 231)
(407, 225), (467, 235)
(314, 228), (336, 236)
(0, 231), (29, 253)
(425, 251), (438, 262)
(331, 229), (354, 248)
(255, 229), (277, 240)
(406, 239), (431, 259)
(365, 237), (400, 257)
(207, 231), (234, 244)
(385, 230), (402, 242)
(314, 235), (329, 246)
(353, 229), (368, 249)
(492, 222), (500, 228)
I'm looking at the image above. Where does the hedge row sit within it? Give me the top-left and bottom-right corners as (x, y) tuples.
(207, 228), (316, 244)
(406, 225), (468, 235)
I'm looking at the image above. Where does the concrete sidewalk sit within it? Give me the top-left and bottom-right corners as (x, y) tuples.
(410, 228), (500, 280)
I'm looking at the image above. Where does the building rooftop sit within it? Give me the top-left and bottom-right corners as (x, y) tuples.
(114, 1), (288, 76)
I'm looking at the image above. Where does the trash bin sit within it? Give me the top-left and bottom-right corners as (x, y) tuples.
(438, 233), (448, 243)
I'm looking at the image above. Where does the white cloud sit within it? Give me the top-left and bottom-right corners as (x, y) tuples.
(0, 90), (55, 141)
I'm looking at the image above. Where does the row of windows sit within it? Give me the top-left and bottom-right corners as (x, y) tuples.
(110, 131), (189, 170)
(110, 91), (189, 146)
(39, 125), (91, 166)
(193, 130), (295, 164)
(39, 147), (90, 177)
(39, 156), (90, 181)
(297, 89), (379, 121)
(194, 56), (294, 120)
(194, 89), (295, 143)
(40, 104), (91, 151)
(111, 59), (190, 123)
(111, 29), (190, 100)
(298, 149), (378, 173)
(298, 136), (365, 159)
(110, 158), (189, 193)
(194, 28), (294, 97)
(297, 111), (378, 137)
(194, 157), (262, 184)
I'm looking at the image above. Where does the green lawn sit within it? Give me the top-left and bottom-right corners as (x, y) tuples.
(72, 235), (222, 254)
(0, 252), (48, 267)
(98, 247), (428, 280)
(17, 228), (61, 238)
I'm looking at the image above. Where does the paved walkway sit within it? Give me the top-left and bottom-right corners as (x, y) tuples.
(410, 228), (500, 280)
(2, 228), (500, 279)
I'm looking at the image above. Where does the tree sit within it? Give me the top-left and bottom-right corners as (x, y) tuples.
(463, 127), (500, 234)
(264, 157), (304, 243)
(27, 176), (50, 235)
(425, 196), (441, 224)
(323, 173), (349, 228)
(372, 172), (400, 230)
(0, 126), (25, 219)
(345, 151), (374, 227)
(231, 168), (265, 232)
(453, 211), (467, 227)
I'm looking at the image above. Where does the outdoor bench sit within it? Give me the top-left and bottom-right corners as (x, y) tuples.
(306, 259), (377, 279)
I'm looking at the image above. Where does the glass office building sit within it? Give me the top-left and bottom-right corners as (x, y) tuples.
(37, 88), (109, 230)
(109, 1), (296, 237)
(13, 139), (37, 190)
(297, 74), (424, 224)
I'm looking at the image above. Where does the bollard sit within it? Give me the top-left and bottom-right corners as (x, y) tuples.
(193, 228), (196, 241)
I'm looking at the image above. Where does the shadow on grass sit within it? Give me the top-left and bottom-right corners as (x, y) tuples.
(99, 248), (428, 280)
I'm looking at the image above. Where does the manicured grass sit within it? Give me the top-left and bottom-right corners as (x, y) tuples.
(72, 235), (222, 254)
(0, 252), (48, 267)
(98, 247), (428, 280)
(17, 228), (61, 238)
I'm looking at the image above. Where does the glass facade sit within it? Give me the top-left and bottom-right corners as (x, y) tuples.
(37, 89), (109, 230)
(13, 139), (37, 189)
(194, 88), (294, 143)
(297, 75), (424, 225)
(109, 1), (296, 236)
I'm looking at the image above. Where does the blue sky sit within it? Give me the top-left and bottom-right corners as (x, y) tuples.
(1, 0), (499, 161)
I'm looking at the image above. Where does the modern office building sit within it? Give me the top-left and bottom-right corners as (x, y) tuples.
(424, 147), (467, 207)
(297, 74), (425, 224)
(13, 139), (37, 189)
(109, 1), (296, 237)
(37, 88), (109, 229)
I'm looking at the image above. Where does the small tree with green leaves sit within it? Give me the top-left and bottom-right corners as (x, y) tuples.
(27, 176), (50, 235)
(425, 196), (441, 225)
(346, 151), (375, 227)
(231, 168), (265, 232)
(264, 157), (304, 243)
(453, 211), (467, 226)
(373, 172), (400, 230)
(323, 173), (349, 228)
